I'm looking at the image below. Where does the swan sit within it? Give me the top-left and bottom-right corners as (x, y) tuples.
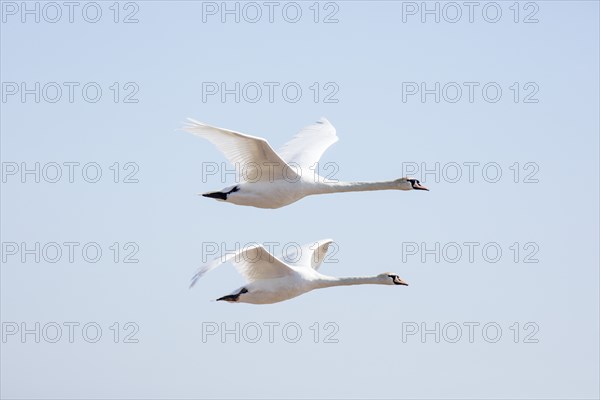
(182, 117), (428, 209)
(189, 239), (408, 304)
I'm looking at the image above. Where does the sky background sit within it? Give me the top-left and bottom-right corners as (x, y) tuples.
(1, 1), (599, 399)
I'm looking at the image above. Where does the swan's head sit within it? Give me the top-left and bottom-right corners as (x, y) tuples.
(380, 273), (409, 286)
(397, 177), (429, 191)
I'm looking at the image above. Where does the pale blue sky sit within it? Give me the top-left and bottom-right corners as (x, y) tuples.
(1, 1), (599, 399)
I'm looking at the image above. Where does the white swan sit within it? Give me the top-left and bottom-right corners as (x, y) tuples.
(183, 118), (428, 209)
(190, 239), (408, 304)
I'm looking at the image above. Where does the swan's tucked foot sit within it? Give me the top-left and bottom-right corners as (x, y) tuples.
(202, 185), (240, 201)
(203, 191), (227, 200)
(216, 288), (248, 302)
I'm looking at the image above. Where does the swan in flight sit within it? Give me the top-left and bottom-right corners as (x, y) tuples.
(190, 239), (408, 304)
(183, 117), (428, 209)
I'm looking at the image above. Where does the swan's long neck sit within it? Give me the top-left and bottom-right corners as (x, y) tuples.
(315, 276), (385, 289)
(309, 180), (399, 195)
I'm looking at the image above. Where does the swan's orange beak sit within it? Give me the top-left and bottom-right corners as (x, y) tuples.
(413, 182), (429, 191)
(392, 276), (409, 286)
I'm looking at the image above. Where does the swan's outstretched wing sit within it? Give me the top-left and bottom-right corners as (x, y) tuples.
(190, 244), (295, 288)
(283, 239), (334, 271)
(183, 119), (298, 182)
(277, 118), (338, 169)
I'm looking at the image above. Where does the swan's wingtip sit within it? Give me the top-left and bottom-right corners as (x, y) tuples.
(189, 277), (201, 289)
(182, 118), (207, 131)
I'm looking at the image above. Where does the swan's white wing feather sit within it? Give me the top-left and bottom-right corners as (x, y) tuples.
(183, 119), (298, 182)
(190, 244), (295, 288)
(283, 239), (334, 271)
(277, 118), (338, 169)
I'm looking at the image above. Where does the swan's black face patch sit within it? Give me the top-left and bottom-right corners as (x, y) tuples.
(203, 185), (240, 201)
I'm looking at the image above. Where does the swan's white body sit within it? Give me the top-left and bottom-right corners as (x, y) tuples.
(190, 240), (408, 304)
(183, 118), (428, 209)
